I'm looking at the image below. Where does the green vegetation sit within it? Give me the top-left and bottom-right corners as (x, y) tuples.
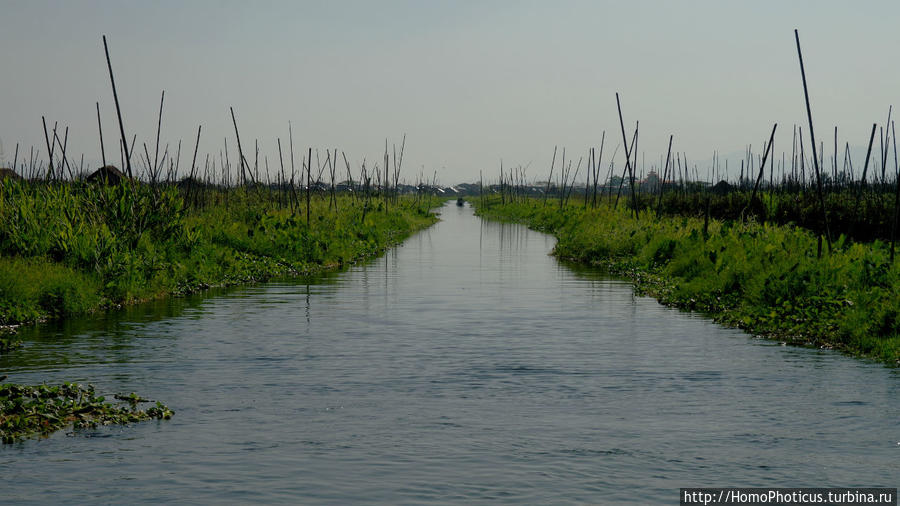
(476, 196), (900, 365)
(0, 178), (439, 326)
(0, 381), (173, 443)
(654, 188), (900, 245)
(0, 328), (21, 354)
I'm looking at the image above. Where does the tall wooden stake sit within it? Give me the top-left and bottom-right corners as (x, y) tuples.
(891, 120), (900, 261)
(307, 147), (312, 226)
(746, 123), (778, 218)
(96, 102), (106, 167)
(41, 116), (54, 180)
(656, 134), (673, 217)
(230, 107), (247, 186)
(794, 29), (832, 252)
(154, 90), (165, 179)
(103, 35), (132, 178)
(616, 93), (639, 218)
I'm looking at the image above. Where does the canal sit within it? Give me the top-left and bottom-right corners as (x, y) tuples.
(1, 201), (897, 503)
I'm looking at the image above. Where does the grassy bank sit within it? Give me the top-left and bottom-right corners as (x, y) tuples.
(475, 196), (900, 365)
(0, 179), (439, 328)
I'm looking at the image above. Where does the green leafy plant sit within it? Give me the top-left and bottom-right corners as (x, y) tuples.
(0, 382), (174, 443)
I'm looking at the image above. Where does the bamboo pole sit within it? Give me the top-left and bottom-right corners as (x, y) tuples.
(57, 127), (72, 181)
(614, 127), (638, 210)
(858, 123), (877, 216)
(656, 134), (673, 217)
(592, 131), (605, 208)
(544, 146), (557, 205)
(330, 148), (338, 212)
(833, 126), (838, 185)
(187, 125), (201, 207)
(154, 90), (165, 180)
(882, 106), (892, 185)
(746, 124), (778, 218)
(289, 122), (299, 212)
(880, 126), (886, 186)
(277, 138), (289, 210)
(96, 102), (106, 167)
(616, 93), (639, 218)
(584, 148), (594, 208)
(794, 29), (832, 252)
(102, 35), (132, 178)
(890, 120), (899, 261)
(307, 147), (311, 226)
(41, 117), (55, 181)
(230, 107), (247, 186)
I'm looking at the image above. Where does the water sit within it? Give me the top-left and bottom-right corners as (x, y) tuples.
(1, 202), (897, 504)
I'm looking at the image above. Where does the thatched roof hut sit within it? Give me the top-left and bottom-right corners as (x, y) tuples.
(0, 168), (22, 180)
(177, 176), (217, 190)
(710, 180), (733, 195)
(86, 165), (127, 185)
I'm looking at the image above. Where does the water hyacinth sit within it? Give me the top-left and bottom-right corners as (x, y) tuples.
(0, 381), (173, 444)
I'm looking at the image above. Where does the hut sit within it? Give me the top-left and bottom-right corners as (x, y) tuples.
(86, 165), (127, 185)
(710, 180), (733, 195)
(176, 176), (202, 189)
(176, 176), (215, 193)
(0, 168), (22, 180)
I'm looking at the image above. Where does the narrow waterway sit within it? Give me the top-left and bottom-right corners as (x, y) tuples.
(1, 201), (897, 504)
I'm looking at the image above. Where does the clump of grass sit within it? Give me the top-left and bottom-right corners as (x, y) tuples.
(0, 257), (100, 324)
(476, 196), (900, 365)
(0, 381), (173, 444)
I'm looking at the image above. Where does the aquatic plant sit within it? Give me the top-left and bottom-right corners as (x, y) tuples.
(0, 381), (173, 443)
(0, 328), (22, 355)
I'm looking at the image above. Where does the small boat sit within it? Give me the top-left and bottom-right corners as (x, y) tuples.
(456, 197), (464, 206)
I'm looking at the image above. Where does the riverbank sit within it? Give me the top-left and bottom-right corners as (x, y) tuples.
(475, 197), (900, 365)
(0, 180), (440, 330)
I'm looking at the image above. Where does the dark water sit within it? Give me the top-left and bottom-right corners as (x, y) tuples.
(1, 202), (897, 504)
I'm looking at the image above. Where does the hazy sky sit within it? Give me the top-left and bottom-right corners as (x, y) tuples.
(2, 0), (899, 184)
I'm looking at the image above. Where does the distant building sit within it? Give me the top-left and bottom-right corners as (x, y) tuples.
(0, 168), (22, 180)
(641, 170), (661, 192)
(86, 165), (127, 185)
(710, 180), (733, 195)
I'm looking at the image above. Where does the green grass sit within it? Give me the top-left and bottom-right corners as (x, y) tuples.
(0, 179), (439, 327)
(0, 256), (100, 323)
(475, 196), (900, 365)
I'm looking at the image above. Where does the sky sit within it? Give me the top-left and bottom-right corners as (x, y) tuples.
(2, 0), (900, 185)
